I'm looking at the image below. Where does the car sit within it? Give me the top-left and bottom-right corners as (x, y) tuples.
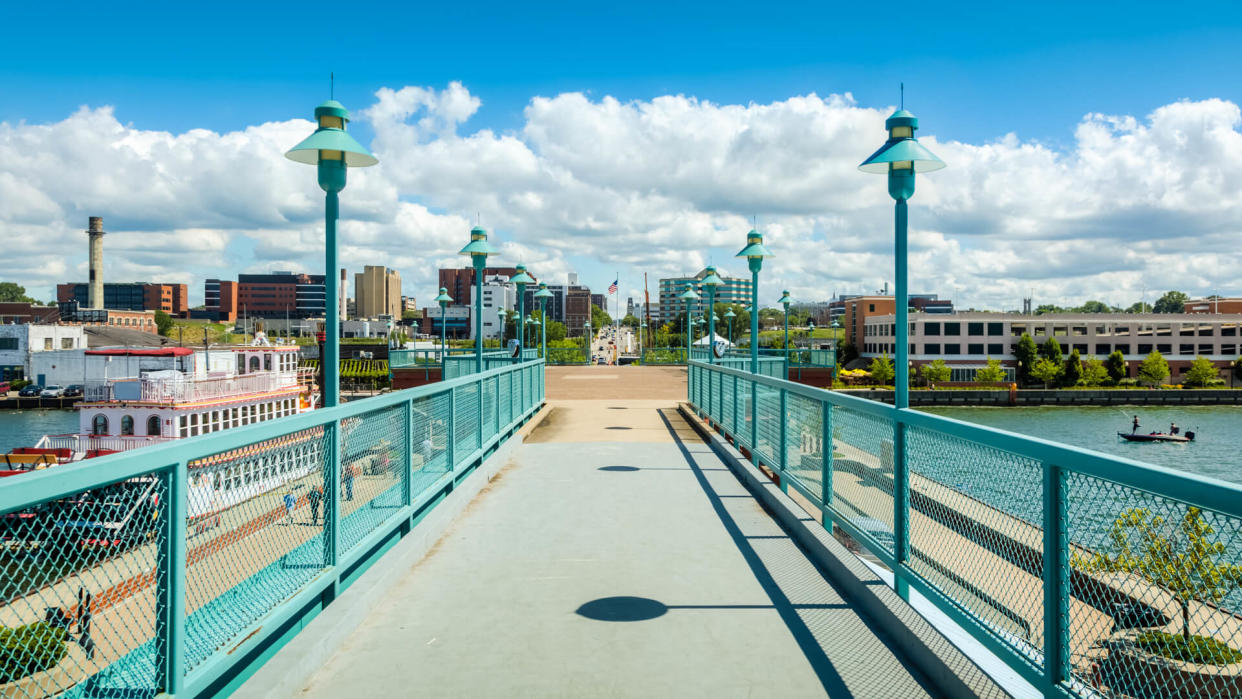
(63, 384), (84, 398)
(0, 381), (10, 394)
(41, 385), (66, 398)
(19, 385), (44, 397)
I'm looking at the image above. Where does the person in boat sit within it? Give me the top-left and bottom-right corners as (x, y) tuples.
(1170, 422), (1179, 435)
(1132, 415), (1140, 434)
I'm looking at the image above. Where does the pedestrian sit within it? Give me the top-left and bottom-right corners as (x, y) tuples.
(1132, 415), (1140, 434)
(343, 462), (355, 501)
(308, 484), (323, 526)
(282, 490), (296, 524)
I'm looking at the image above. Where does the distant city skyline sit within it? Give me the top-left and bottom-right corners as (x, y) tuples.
(2, 4), (1240, 316)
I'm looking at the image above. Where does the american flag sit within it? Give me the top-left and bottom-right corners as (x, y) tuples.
(608, 279), (618, 294)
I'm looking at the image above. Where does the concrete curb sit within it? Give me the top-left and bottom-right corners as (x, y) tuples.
(677, 403), (1009, 699)
(235, 404), (551, 698)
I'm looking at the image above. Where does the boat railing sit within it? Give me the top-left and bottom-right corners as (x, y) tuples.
(34, 433), (175, 454)
(85, 371), (301, 404)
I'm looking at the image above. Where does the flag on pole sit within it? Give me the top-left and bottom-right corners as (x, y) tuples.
(608, 278), (618, 294)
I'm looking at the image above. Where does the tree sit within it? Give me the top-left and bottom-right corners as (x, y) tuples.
(837, 339), (859, 366)
(1039, 336), (1063, 362)
(545, 320), (567, 343)
(1077, 300), (1113, 313)
(1076, 507), (1242, 642)
(867, 356), (894, 385)
(1106, 350), (1128, 383)
(1080, 357), (1109, 386)
(1183, 356), (1219, 388)
(1034, 304), (1065, 315)
(1126, 301), (1153, 314)
(1153, 290), (1190, 314)
(1062, 348), (1083, 387)
(975, 358), (1007, 383)
(1030, 357), (1063, 389)
(1138, 350), (1171, 386)
(1014, 333), (1038, 385)
(920, 359), (951, 385)
(153, 310), (174, 337)
(590, 305), (612, 331)
(0, 282), (39, 304)
(620, 314), (640, 329)
(402, 309), (422, 321)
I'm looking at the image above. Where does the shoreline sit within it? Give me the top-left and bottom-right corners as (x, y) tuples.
(836, 388), (1242, 407)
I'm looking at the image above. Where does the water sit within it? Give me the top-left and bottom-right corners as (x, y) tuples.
(920, 404), (1242, 485)
(0, 410), (78, 454)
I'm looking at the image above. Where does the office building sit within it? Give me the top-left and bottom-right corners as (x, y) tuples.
(658, 269), (751, 321)
(438, 266), (521, 308)
(202, 272), (326, 321)
(57, 282), (188, 316)
(355, 265), (402, 319)
(836, 294), (954, 347)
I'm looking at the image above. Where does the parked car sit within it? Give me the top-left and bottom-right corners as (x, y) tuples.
(0, 381), (10, 395)
(41, 385), (66, 398)
(63, 384), (84, 398)
(18, 384), (44, 397)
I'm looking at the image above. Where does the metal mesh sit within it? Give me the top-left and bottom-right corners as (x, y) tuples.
(828, 406), (897, 557)
(181, 424), (331, 672)
(1065, 473), (1242, 698)
(754, 383), (781, 468)
(455, 383), (479, 456)
(904, 425), (1044, 657)
(1, 474), (167, 697)
(482, 376), (497, 437)
(338, 404), (409, 554)
(784, 393), (825, 502)
(411, 393), (453, 496)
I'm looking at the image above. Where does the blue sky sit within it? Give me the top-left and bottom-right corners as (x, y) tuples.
(3, 2), (1242, 312)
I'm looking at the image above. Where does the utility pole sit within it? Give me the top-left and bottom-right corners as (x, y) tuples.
(643, 273), (652, 350)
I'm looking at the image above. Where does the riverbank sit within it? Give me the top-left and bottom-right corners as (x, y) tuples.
(0, 396), (81, 410)
(838, 388), (1242, 406)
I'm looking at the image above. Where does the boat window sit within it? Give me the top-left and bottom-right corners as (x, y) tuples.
(237, 354), (246, 375)
(250, 356), (261, 372)
(120, 415), (134, 435)
(93, 414), (109, 436)
(265, 354), (272, 371)
(147, 416), (160, 436)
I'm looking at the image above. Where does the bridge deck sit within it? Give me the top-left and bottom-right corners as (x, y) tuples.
(283, 401), (943, 698)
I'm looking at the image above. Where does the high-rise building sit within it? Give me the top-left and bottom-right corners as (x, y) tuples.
(438, 266), (520, 308)
(658, 269), (752, 321)
(204, 272), (326, 320)
(57, 282), (188, 316)
(354, 265), (402, 319)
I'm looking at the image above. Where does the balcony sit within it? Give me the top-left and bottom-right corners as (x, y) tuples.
(84, 371), (301, 404)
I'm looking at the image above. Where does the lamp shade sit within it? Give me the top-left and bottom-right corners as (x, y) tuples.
(459, 226), (499, 257)
(724, 309), (736, 318)
(858, 110), (945, 174)
(286, 101), (378, 167)
(701, 266), (725, 289)
(678, 283), (699, 301)
(434, 287), (453, 305)
(735, 230), (773, 259)
(533, 282), (553, 299)
(511, 264), (535, 286)
(778, 290), (792, 307)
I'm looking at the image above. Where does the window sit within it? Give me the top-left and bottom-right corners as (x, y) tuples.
(249, 356), (261, 372)
(1095, 325), (1107, 334)
(1053, 326), (1067, 337)
(968, 322), (984, 336)
(61, 338), (74, 349)
(1179, 325), (1194, 337)
(868, 304), (875, 312)
(237, 354), (246, 374)
(924, 343), (941, 355)
(1199, 325), (1214, 337)
(944, 322), (960, 336)
(1138, 344), (1153, 355)
(147, 416), (160, 436)
(92, 414), (108, 435)
(1179, 344), (1194, 355)
(0, 338), (16, 350)
(988, 343), (1003, 355)
(1114, 344), (1130, 354)
(120, 415), (134, 435)
(1034, 326), (1046, 336)
(1199, 344), (1214, 354)
(925, 322), (941, 336)
(1222, 324), (1237, 337)
(1223, 344), (1237, 355)
(44, 338), (53, 350)
(264, 354), (272, 371)
(1156, 325), (1172, 336)
(967, 343), (984, 355)
(1157, 344), (1172, 354)
(1093, 344), (1109, 355)
(1010, 323), (1027, 337)
(945, 344), (961, 355)
(1072, 326), (1087, 336)
(988, 323), (1004, 336)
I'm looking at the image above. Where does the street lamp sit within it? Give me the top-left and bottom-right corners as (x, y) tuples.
(534, 282), (553, 360)
(511, 263), (535, 358)
(584, 320), (592, 363)
(736, 230), (773, 374)
(859, 107), (944, 600)
(497, 308), (507, 347)
(724, 308), (736, 347)
(434, 287), (453, 363)
(459, 226), (498, 374)
(525, 316), (537, 347)
(701, 266), (724, 364)
(678, 283), (699, 362)
(286, 99), (378, 407)
(639, 320), (647, 357)
(778, 289), (792, 353)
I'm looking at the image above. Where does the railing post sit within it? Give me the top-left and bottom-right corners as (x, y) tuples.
(328, 417), (341, 592)
(156, 462), (187, 695)
(732, 374), (738, 437)
(893, 410), (910, 600)
(821, 401), (833, 531)
(778, 388), (788, 492)
(447, 386), (456, 472)
(494, 375), (501, 436)
(403, 399), (413, 506)
(1042, 461), (1069, 691)
(750, 380), (758, 455)
(477, 379), (483, 452)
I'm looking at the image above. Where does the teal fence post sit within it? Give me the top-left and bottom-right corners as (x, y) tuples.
(156, 461), (187, 695)
(403, 400), (413, 506)
(750, 381), (758, 454)
(778, 388), (788, 492)
(732, 374), (738, 438)
(328, 418), (341, 595)
(893, 412), (910, 600)
(821, 401), (833, 531)
(447, 387), (456, 472)
(495, 374), (501, 435)
(1042, 462), (1069, 690)
(477, 382), (483, 452)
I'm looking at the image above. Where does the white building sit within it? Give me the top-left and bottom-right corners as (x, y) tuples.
(0, 324), (87, 382)
(476, 276), (516, 341)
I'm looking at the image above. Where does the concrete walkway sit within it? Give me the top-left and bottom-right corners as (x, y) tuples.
(288, 403), (943, 698)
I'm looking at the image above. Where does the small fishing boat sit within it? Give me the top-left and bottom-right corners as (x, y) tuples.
(1117, 431), (1195, 443)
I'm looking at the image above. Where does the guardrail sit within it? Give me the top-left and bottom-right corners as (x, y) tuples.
(443, 349), (540, 380)
(688, 360), (1242, 698)
(0, 359), (545, 698)
(388, 348), (477, 369)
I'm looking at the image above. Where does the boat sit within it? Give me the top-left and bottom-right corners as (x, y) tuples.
(1117, 430), (1195, 443)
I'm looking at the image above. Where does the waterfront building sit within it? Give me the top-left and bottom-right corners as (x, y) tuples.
(0, 303), (60, 325)
(835, 293), (954, 348)
(57, 282), (189, 316)
(203, 272), (326, 321)
(418, 305), (470, 339)
(0, 324), (87, 382)
(354, 265), (402, 319)
(862, 311), (1242, 381)
(57, 302), (158, 334)
(478, 275), (516, 340)
(1185, 297), (1242, 314)
(658, 269), (750, 321)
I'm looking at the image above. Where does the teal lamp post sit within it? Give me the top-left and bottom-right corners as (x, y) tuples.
(434, 287), (453, 363)
(497, 308), (507, 347)
(678, 283), (699, 362)
(736, 231), (773, 374)
(511, 264), (535, 356)
(859, 108), (944, 602)
(286, 100), (378, 408)
(459, 227), (498, 374)
(534, 282), (553, 359)
(639, 320), (647, 357)
(778, 289), (792, 350)
(701, 266), (724, 364)
(724, 308), (736, 346)
(583, 320), (591, 363)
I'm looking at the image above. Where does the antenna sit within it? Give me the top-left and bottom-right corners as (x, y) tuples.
(900, 82), (904, 110)
(330, 72), (334, 100)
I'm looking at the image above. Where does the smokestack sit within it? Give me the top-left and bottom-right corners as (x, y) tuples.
(340, 268), (347, 321)
(87, 217), (105, 308)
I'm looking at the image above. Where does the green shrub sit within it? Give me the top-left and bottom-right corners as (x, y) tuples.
(9, 379), (30, 391)
(1134, 631), (1242, 665)
(1117, 378), (1139, 387)
(0, 622), (69, 682)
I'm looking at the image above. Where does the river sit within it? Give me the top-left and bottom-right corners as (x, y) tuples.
(0, 409), (79, 455)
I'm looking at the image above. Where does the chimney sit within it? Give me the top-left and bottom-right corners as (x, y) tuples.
(87, 216), (105, 309)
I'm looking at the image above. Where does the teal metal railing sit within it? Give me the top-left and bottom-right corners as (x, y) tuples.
(0, 359), (544, 697)
(640, 347), (687, 364)
(443, 349), (540, 380)
(388, 347), (476, 369)
(688, 360), (1242, 698)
